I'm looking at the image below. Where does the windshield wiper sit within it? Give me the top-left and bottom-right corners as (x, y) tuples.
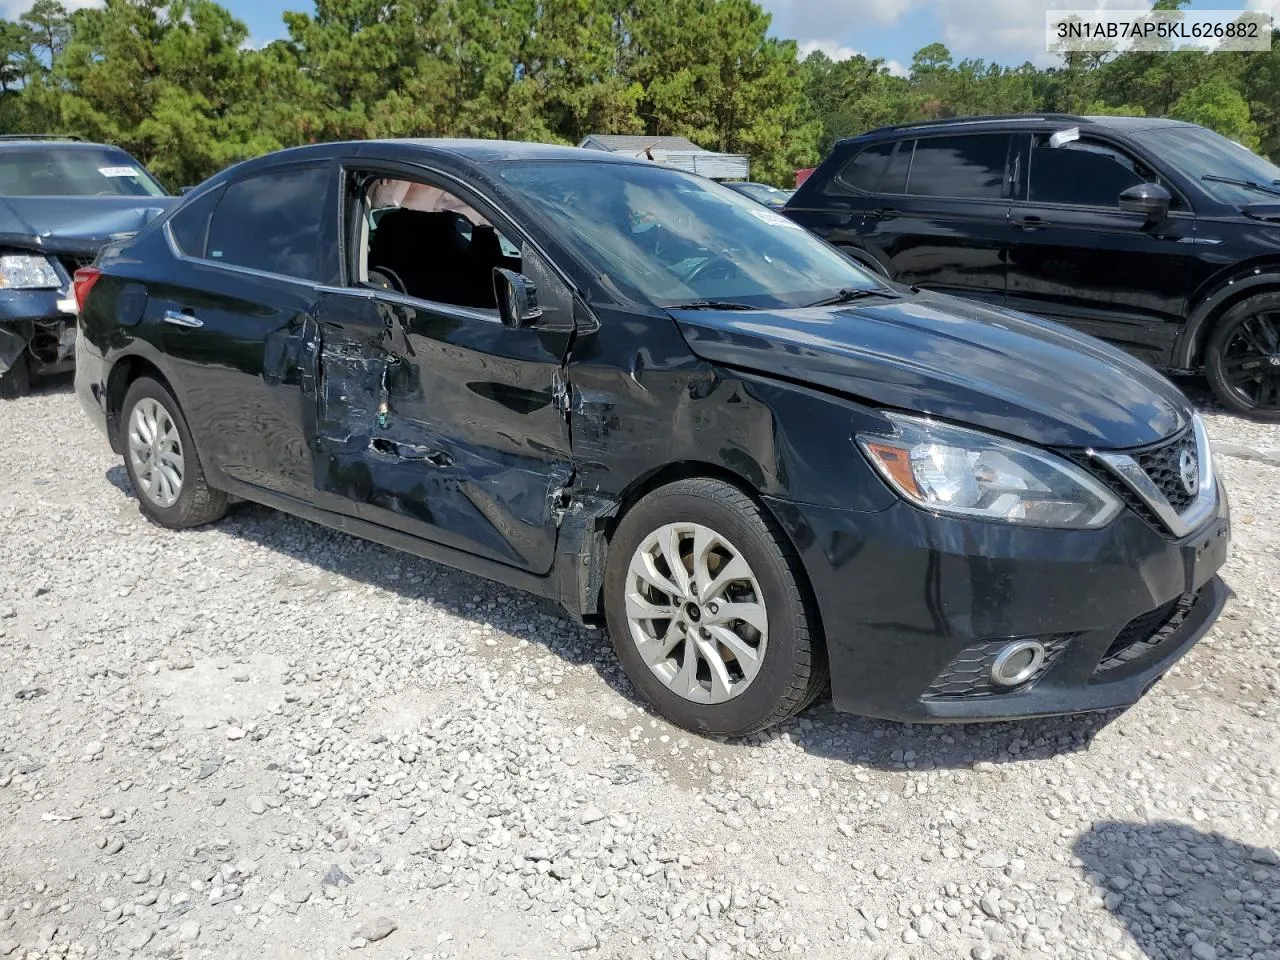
(664, 299), (756, 311)
(1201, 174), (1280, 199)
(803, 287), (897, 308)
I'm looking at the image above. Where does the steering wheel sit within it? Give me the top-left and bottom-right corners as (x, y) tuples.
(684, 254), (740, 286)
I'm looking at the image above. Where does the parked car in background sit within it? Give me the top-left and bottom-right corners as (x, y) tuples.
(76, 139), (1227, 736)
(0, 135), (173, 398)
(724, 180), (794, 209)
(786, 114), (1280, 420)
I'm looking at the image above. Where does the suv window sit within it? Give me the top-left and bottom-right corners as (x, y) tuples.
(206, 165), (331, 281)
(907, 134), (1010, 200)
(1028, 135), (1155, 207)
(168, 186), (223, 259)
(831, 142), (894, 194)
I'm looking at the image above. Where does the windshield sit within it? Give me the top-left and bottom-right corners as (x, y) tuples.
(495, 161), (879, 309)
(1136, 125), (1280, 204)
(0, 147), (167, 197)
(734, 182), (792, 203)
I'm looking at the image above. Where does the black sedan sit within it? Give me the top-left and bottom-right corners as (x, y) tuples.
(0, 136), (174, 397)
(74, 139), (1229, 736)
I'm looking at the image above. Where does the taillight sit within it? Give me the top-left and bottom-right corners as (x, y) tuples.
(72, 266), (102, 313)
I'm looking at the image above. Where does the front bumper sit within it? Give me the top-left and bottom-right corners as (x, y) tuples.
(766, 479), (1231, 723)
(0, 289), (78, 376)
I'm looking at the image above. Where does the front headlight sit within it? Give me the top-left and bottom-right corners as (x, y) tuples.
(858, 413), (1122, 529)
(0, 254), (60, 290)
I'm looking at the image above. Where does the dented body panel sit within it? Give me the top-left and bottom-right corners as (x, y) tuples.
(311, 291), (574, 573)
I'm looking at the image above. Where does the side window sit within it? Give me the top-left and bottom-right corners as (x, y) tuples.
(881, 141), (913, 194)
(354, 175), (571, 319)
(1027, 135), (1157, 207)
(907, 134), (1011, 200)
(830, 141), (894, 194)
(205, 165), (332, 281)
(167, 185), (223, 259)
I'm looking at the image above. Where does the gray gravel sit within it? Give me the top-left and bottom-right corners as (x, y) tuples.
(0, 377), (1277, 960)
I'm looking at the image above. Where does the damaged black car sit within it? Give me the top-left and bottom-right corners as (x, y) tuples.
(75, 140), (1230, 736)
(0, 136), (173, 397)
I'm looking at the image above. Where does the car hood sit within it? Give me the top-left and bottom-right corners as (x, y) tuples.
(671, 290), (1189, 449)
(0, 195), (178, 259)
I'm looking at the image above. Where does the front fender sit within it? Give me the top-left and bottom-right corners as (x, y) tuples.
(1175, 268), (1280, 369)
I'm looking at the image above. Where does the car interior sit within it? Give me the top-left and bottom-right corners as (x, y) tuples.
(356, 177), (522, 310)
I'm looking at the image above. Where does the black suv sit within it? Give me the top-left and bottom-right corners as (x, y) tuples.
(786, 114), (1280, 420)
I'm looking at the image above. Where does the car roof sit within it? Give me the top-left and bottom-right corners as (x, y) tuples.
(0, 137), (133, 151)
(838, 114), (1197, 146)
(251, 138), (647, 167)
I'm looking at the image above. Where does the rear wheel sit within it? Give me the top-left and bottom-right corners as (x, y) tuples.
(1205, 293), (1280, 421)
(121, 377), (228, 529)
(603, 478), (827, 737)
(0, 353), (30, 400)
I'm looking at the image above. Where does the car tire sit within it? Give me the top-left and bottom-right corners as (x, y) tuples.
(603, 478), (827, 737)
(1205, 292), (1280, 421)
(0, 354), (30, 400)
(121, 377), (229, 529)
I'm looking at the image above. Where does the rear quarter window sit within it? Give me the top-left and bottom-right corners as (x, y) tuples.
(167, 186), (224, 259)
(827, 141), (894, 195)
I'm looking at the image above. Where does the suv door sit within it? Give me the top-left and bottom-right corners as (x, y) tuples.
(152, 163), (335, 502)
(308, 164), (575, 575)
(1005, 131), (1213, 366)
(794, 133), (1015, 306)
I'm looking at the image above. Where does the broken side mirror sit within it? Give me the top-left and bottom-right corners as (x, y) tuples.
(493, 267), (542, 328)
(1119, 182), (1171, 222)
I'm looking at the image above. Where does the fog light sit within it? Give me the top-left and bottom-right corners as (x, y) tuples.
(990, 640), (1046, 688)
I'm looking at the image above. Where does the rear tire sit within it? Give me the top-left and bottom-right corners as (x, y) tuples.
(0, 354), (30, 399)
(1205, 292), (1280, 421)
(603, 478), (827, 737)
(121, 377), (228, 529)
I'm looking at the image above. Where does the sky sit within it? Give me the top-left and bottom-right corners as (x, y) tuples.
(7, 0), (1280, 71)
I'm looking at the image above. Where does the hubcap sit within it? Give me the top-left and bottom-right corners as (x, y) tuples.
(127, 397), (185, 508)
(1222, 312), (1280, 409)
(625, 522), (768, 705)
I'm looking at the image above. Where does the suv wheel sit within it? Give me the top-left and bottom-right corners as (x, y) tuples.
(603, 478), (827, 737)
(121, 377), (229, 528)
(0, 354), (30, 400)
(1205, 292), (1280, 421)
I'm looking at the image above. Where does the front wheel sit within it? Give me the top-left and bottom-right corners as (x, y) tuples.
(0, 354), (30, 400)
(603, 478), (827, 737)
(121, 377), (229, 529)
(1205, 293), (1280, 421)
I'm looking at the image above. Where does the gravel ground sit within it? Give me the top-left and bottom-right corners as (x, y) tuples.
(0, 376), (1277, 960)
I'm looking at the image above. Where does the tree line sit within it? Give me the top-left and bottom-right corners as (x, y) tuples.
(1, 0), (1279, 190)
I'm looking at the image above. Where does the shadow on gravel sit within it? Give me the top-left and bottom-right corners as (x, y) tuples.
(1074, 821), (1280, 960)
(29, 371), (74, 396)
(104, 469), (1123, 774)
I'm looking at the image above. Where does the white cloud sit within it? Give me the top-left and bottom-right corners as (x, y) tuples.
(768, 0), (1164, 67)
(0, 0), (99, 16)
(796, 39), (909, 77)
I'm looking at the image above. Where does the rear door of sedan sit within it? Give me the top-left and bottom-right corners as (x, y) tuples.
(152, 162), (337, 504)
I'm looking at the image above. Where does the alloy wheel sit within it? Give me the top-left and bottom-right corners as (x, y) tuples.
(1220, 310), (1280, 410)
(127, 397), (185, 508)
(624, 522), (768, 704)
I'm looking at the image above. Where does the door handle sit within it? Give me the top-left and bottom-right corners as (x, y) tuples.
(1012, 216), (1049, 230)
(162, 310), (203, 329)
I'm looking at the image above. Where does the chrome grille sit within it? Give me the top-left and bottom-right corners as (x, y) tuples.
(1135, 428), (1197, 511)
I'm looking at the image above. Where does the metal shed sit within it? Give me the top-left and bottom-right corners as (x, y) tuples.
(577, 135), (750, 181)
